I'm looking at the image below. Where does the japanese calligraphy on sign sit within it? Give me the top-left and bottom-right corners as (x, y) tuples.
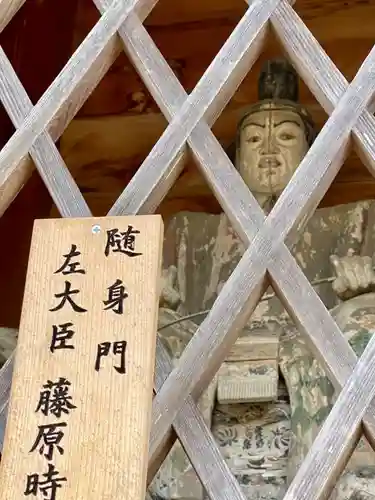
(104, 226), (143, 258)
(0, 216), (163, 500)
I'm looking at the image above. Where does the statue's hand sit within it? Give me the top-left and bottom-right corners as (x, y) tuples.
(330, 254), (375, 301)
(159, 265), (181, 309)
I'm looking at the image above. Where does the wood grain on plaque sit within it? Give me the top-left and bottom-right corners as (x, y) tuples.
(0, 215), (162, 500)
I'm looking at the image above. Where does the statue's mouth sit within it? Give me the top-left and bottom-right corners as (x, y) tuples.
(258, 156), (282, 169)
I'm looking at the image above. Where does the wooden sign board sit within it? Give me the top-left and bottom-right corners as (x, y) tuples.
(0, 215), (163, 500)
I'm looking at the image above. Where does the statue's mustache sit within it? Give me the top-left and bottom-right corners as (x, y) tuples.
(258, 155), (283, 169)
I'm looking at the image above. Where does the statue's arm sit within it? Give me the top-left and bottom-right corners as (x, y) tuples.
(330, 203), (375, 301)
(330, 254), (375, 301)
(159, 265), (180, 309)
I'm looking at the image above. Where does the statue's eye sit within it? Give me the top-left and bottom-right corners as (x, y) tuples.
(279, 133), (295, 141)
(247, 136), (261, 143)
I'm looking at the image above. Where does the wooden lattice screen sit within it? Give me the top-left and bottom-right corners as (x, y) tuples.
(1, 0), (375, 498)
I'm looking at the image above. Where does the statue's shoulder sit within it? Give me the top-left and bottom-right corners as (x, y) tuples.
(304, 200), (375, 262)
(163, 211), (245, 312)
(166, 210), (228, 233)
(163, 210), (237, 270)
(314, 199), (372, 222)
(165, 210), (242, 250)
(310, 200), (373, 239)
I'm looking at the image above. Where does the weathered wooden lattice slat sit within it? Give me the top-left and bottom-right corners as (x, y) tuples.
(0, 0), (26, 34)
(0, 47), (91, 217)
(271, 1), (375, 175)
(0, 0), (375, 498)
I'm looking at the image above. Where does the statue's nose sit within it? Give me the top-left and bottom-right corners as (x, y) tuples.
(259, 137), (279, 155)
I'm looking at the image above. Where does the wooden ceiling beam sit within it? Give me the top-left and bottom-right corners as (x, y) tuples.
(76, 34), (374, 117)
(74, 0), (375, 30)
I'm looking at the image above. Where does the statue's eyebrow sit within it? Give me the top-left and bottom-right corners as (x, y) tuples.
(242, 122), (266, 129)
(242, 120), (301, 129)
(274, 120), (301, 127)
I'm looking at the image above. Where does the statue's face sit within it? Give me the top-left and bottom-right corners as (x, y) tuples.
(238, 107), (309, 196)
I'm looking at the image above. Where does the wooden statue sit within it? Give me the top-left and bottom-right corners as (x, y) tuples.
(153, 59), (375, 500)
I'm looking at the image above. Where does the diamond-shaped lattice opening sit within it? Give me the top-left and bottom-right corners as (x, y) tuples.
(145, 4), (247, 93)
(74, 0), (158, 117)
(293, 0), (375, 84)
(54, 110), (169, 217)
(79, 50), (163, 117)
(158, 153), (222, 223)
(326, 149), (375, 208)
(0, 0), (81, 103)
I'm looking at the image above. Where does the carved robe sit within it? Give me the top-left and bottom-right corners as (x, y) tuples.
(151, 200), (375, 500)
